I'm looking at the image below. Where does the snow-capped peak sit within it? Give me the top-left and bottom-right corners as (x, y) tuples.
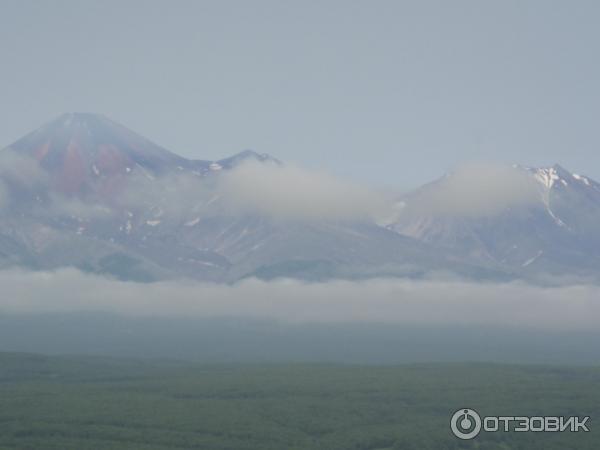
(533, 167), (561, 189)
(522, 164), (584, 190)
(525, 164), (598, 192)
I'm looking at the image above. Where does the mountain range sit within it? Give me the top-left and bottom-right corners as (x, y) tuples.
(1, 113), (598, 283)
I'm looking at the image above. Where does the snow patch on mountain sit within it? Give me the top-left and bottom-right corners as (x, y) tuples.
(522, 250), (543, 267)
(573, 173), (591, 186)
(533, 167), (561, 189)
(185, 217), (200, 227)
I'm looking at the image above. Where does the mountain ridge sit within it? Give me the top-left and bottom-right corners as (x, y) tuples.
(1, 113), (599, 283)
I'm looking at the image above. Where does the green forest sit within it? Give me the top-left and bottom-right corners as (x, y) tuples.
(0, 352), (598, 449)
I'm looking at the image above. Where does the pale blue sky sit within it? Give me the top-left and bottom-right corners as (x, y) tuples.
(1, 0), (599, 187)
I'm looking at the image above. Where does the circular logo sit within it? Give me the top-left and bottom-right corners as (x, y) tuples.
(450, 408), (482, 440)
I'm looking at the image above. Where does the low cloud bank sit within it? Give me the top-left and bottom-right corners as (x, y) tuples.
(1, 269), (599, 332)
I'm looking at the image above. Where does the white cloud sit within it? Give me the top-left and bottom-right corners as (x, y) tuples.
(403, 163), (541, 217)
(217, 161), (389, 221)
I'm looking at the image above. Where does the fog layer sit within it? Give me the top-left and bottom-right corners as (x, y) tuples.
(1, 269), (598, 332)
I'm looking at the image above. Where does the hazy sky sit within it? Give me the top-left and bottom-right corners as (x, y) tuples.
(1, 0), (599, 187)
